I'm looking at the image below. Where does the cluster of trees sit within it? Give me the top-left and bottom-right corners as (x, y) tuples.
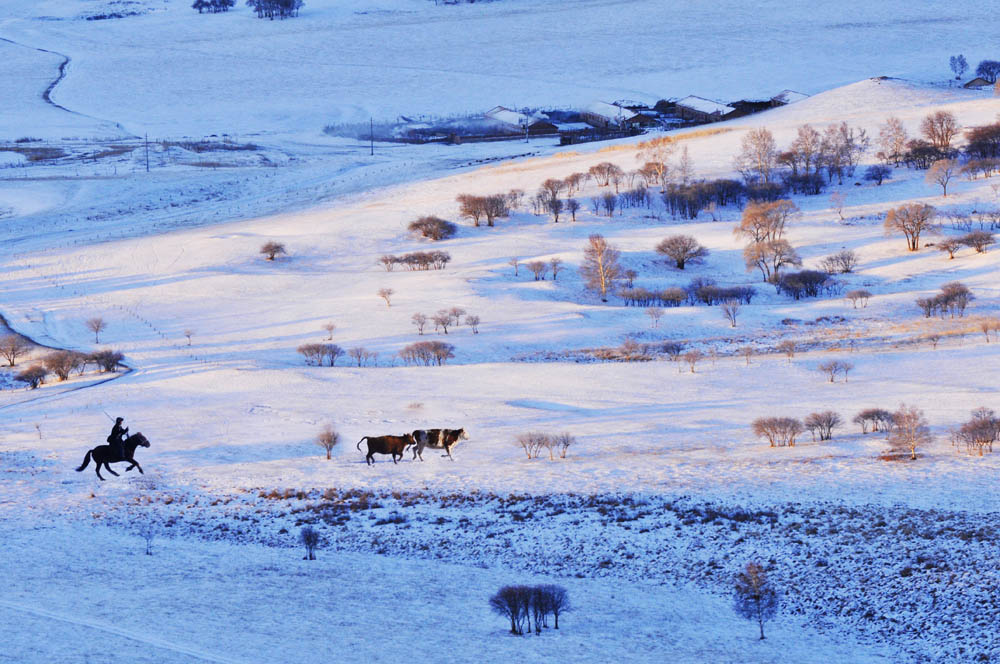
(916, 282), (973, 318)
(245, 0), (302, 19)
(11, 349), (124, 389)
(456, 192), (515, 227)
(755, 404), (929, 459)
(736, 200), (805, 289)
(379, 251), (451, 271)
(951, 407), (999, 456)
(515, 432), (574, 459)
(298, 343), (344, 366)
(735, 123), (869, 191)
(853, 404), (931, 460)
(408, 216), (456, 241)
(817, 359), (853, 383)
(774, 270), (837, 300)
(192, 0), (234, 12)
(511, 256), (562, 281)
(937, 230), (994, 259)
(411, 308), (478, 335)
(489, 584), (570, 635)
(399, 340), (454, 366)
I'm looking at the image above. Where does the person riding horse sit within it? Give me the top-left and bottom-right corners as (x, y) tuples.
(107, 417), (129, 460)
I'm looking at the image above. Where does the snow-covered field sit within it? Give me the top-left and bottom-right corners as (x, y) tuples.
(3, 0), (1000, 661)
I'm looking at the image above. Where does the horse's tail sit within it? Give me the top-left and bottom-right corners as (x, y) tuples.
(356, 437), (368, 452)
(76, 449), (93, 472)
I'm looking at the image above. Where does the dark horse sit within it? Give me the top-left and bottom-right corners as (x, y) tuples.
(76, 432), (151, 480)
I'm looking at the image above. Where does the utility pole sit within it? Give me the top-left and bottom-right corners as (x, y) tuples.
(370, 117), (374, 156)
(144, 133), (150, 172)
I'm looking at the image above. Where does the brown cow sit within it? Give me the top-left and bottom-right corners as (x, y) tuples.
(356, 434), (415, 465)
(410, 428), (469, 461)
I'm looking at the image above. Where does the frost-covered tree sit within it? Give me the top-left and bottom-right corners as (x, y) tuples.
(579, 234), (622, 302)
(656, 235), (708, 270)
(884, 203), (936, 251)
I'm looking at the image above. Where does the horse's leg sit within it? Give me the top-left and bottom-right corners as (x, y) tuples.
(95, 463), (105, 481)
(366, 453), (373, 466)
(132, 461), (143, 474)
(104, 462), (119, 477)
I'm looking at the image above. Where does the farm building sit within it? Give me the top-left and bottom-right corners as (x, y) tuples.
(963, 77), (992, 89)
(483, 106), (557, 135)
(580, 101), (657, 129)
(674, 96), (736, 123)
(770, 89), (810, 106)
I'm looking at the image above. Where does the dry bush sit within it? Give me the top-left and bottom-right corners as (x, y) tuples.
(777, 340), (796, 361)
(516, 432), (548, 459)
(316, 425), (340, 459)
(845, 289), (871, 308)
(43, 351), (84, 381)
(740, 346), (753, 365)
(322, 322), (336, 340)
(300, 526), (320, 560)
(408, 216), (456, 241)
(377, 288), (394, 307)
(951, 407), (999, 456)
(682, 349), (703, 373)
(260, 241), (286, 261)
(15, 365), (46, 389)
(961, 230), (994, 253)
(527, 260), (547, 280)
(90, 349), (124, 372)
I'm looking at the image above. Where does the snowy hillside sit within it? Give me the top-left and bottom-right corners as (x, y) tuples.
(3, 1), (1000, 662)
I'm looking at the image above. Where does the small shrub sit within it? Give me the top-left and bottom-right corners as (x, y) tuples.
(15, 365), (46, 389)
(408, 216), (457, 241)
(300, 526), (320, 560)
(260, 241), (286, 261)
(316, 425), (339, 459)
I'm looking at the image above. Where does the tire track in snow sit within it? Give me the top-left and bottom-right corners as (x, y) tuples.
(0, 599), (246, 664)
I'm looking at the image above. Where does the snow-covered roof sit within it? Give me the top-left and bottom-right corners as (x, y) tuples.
(771, 89), (809, 104)
(675, 95), (735, 116)
(484, 106), (551, 128)
(554, 122), (591, 132)
(584, 101), (638, 122)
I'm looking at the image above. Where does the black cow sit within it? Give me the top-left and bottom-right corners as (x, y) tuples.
(410, 428), (469, 461)
(356, 434), (415, 465)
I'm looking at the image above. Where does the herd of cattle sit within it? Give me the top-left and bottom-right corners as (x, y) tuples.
(355, 428), (469, 465)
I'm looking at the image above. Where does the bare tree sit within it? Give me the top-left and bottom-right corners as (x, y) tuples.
(408, 216), (456, 241)
(448, 307), (466, 327)
(0, 334), (29, 366)
(818, 359), (853, 382)
(829, 192), (846, 221)
(566, 198), (580, 221)
(752, 417), (804, 447)
(316, 425), (339, 459)
(490, 585), (529, 635)
(722, 301), (740, 328)
(182, 329), (194, 346)
(734, 200), (798, 243)
(348, 346), (375, 366)
(260, 241), (286, 261)
(526, 260), (547, 281)
(646, 306), (664, 328)
(682, 349), (703, 373)
(465, 315), (480, 334)
(962, 230), (994, 253)
(377, 288), (394, 307)
(86, 317), (106, 344)
(777, 340), (796, 362)
(637, 136), (675, 191)
(877, 116), (908, 165)
(456, 194), (485, 227)
(656, 235), (708, 270)
(549, 257), (563, 280)
(937, 238), (962, 259)
(845, 289), (871, 308)
(743, 239), (801, 282)
(579, 234), (623, 302)
(926, 159), (958, 197)
(887, 404), (931, 460)
(733, 562), (779, 640)
(411, 313), (428, 335)
(298, 343), (343, 366)
(920, 111), (960, 151)
(563, 173), (585, 195)
(322, 322), (336, 340)
(952, 407), (999, 456)
(44, 351), (83, 381)
(884, 203), (936, 251)
(508, 257), (520, 276)
(432, 310), (452, 334)
(820, 249), (859, 274)
(804, 411), (842, 441)
(734, 128), (778, 184)
(300, 526), (320, 560)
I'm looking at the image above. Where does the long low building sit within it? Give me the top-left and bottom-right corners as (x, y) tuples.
(484, 106), (557, 134)
(674, 95), (736, 123)
(580, 101), (658, 130)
